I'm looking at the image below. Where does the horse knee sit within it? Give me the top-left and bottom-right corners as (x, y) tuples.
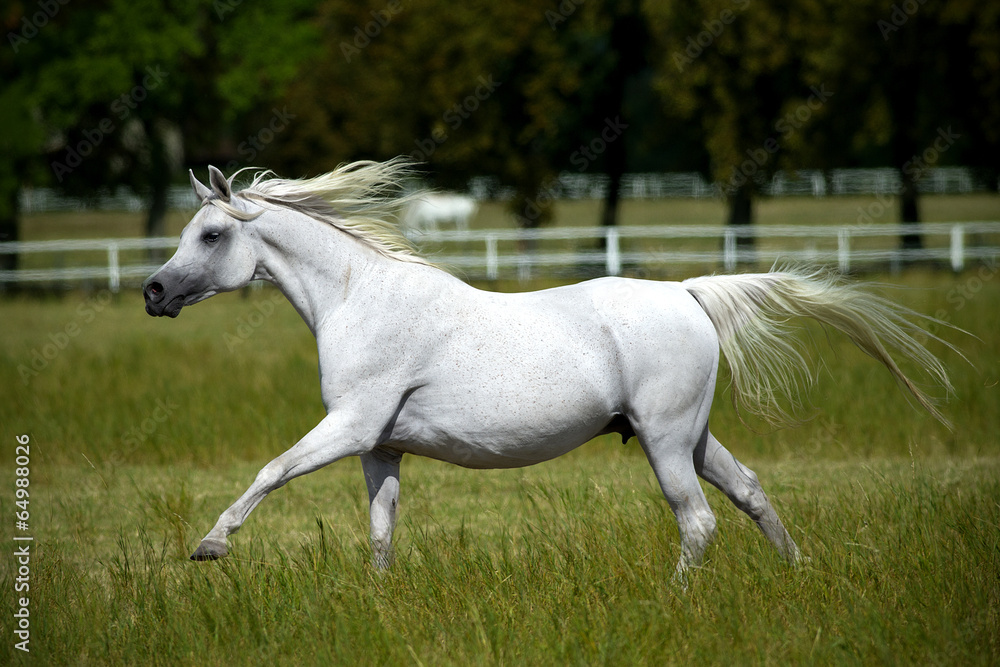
(370, 531), (392, 552)
(738, 486), (770, 522)
(369, 498), (398, 553)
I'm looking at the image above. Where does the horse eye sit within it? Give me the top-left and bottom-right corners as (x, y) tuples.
(203, 232), (221, 244)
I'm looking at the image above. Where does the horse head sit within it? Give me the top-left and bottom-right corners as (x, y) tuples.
(142, 166), (259, 317)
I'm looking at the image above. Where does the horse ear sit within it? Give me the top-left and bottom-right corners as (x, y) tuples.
(189, 169), (213, 203)
(208, 165), (231, 202)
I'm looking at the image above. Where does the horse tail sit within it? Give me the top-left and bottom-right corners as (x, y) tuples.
(682, 266), (958, 427)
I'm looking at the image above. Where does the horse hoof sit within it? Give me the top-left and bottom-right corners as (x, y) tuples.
(190, 540), (228, 561)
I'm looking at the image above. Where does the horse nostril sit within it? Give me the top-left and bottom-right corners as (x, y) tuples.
(148, 281), (163, 295)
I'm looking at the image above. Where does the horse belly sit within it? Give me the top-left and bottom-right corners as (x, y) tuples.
(376, 282), (645, 468)
(390, 408), (612, 469)
(388, 368), (617, 469)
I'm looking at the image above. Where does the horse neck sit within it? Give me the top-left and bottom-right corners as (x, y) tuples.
(252, 209), (402, 334)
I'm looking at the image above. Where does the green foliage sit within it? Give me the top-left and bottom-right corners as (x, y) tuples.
(0, 79), (45, 221)
(645, 0), (1000, 225)
(214, 0), (322, 120)
(271, 0), (660, 225)
(3, 0), (998, 238)
(791, 0), (1000, 171)
(3, 0), (318, 203)
(646, 0), (803, 190)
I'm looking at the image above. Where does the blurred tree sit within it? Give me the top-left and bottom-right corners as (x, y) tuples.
(0, 19), (46, 281)
(16, 0), (207, 244)
(271, 0), (665, 229)
(792, 0), (1000, 251)
(551, 0), (653, 229)
(273, 0), (568, 226)
(647, 0), (1000, 255)
(767, 0), (859, 194)
(6, 0), (994, 269)
(2, 0), (317, 254)
(646, 0), (806, 250)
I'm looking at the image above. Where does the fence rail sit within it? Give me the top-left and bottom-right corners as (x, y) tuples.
(2, 222), (999, 291)
(408, 221), (1000, 279)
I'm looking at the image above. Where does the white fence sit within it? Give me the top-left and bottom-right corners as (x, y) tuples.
(0, 237), (179, 293)
(410, 222), (1000, 280)
(2, 222), (998, 291)
(469, 167), (993, 201)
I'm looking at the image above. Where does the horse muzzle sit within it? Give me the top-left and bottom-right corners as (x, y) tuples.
(142, 278), (185, 318)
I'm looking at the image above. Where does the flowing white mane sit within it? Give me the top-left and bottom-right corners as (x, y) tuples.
(214, 158), (433, 266)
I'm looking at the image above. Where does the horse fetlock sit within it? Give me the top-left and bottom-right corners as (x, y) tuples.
(790, 547), (809, 568)
(371, 544), (395, 570)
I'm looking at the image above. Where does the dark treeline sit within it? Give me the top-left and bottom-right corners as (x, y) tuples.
(2, 0), (998, 263)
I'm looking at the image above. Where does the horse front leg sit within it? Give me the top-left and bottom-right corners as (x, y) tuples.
(191, 412), (370, 560)
(360, 451), (402, 569)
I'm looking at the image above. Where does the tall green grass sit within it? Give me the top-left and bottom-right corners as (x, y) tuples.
(1, 458), (997, 665)
(1, 266), (998, 665)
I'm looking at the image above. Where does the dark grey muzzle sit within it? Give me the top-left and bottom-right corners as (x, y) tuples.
(142, 275), (185, 318)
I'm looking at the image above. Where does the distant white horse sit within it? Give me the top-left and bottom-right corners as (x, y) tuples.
(403, 192), (477, 233)
(143, 159), (955, 577)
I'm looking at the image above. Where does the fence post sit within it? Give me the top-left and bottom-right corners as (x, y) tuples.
(485, 234), (498, 281)
(950, 223), (965, 273)
(605, 226), (621, 276)
(837, 228), (850, 274)
(108, 243), (120, 293)
(723, 228), (736, 272)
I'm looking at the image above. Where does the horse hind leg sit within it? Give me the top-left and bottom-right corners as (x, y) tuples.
(694, 430), (802, 564)
(636, 424), (719, 578)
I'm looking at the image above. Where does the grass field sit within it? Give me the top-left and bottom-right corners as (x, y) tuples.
(2, 199), (999, 664)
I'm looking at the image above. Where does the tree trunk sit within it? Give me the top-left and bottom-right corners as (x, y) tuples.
(512, 178), (552, 281)
(146, 178), (169, 234)
(898, 169), (923, 251)
(145, 177), (169, 264)
(887, 48), (924, 253)
(727, 185), (755, 264)
(144, 120), (173, 263)
(600, 131), (626, 229)
(599, 166), (622, 229)
(598, 0), (645, 235)
(0, 186), (19, 293)
(597, 147), (625, 253)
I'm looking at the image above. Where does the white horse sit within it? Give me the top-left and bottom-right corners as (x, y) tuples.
(402, 192), (477, 233)
(143, 159), (955, 577)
